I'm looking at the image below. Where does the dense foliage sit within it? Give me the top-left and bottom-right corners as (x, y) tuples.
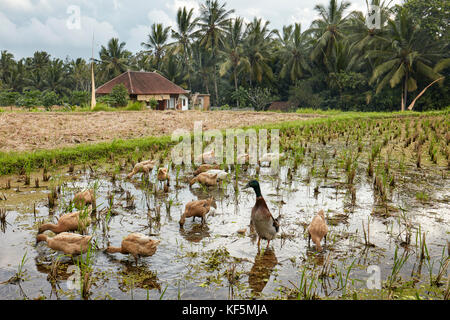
(0, 0), (448, 111)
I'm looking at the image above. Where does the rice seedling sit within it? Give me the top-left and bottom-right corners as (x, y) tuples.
(334, 259), (356, 296)
(415, 191), (429, 203)
(1, 251), (29, 284)
(387, 246), (410, 290)
(0, 208), (7, 232)
(74, 243), (94, 300)
(289, 266), (318, 300)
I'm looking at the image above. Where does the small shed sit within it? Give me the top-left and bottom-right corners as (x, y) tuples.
(191, 93), (210, 110)
(96, 71), (189, 110)
(267, 101), (296, 112)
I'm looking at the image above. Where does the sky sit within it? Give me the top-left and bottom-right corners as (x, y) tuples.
(0, 0), (402, 61)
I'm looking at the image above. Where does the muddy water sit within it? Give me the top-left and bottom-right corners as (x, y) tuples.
(0, 157), (449, 300)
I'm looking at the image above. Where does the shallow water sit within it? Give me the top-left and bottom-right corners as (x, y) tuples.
(0, 152), (449, 300)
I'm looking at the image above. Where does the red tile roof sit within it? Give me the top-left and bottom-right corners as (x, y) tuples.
(96, 71), (188, 95)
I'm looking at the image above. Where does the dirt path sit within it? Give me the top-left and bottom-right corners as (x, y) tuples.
(0, 110), (317, 152)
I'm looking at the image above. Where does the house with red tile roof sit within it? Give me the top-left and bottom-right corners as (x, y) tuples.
(96, 70), (190, 110)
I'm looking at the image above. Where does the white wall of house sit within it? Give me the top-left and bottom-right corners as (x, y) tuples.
(180, 94), (189, 110)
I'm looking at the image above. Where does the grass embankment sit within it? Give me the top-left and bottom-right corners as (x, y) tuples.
(0, 109), (447, 176)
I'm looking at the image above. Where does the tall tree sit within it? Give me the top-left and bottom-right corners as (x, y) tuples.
(0, 50), (15, 87)
(141, 23), (171, 72)
(219, 17), (250, 106)
(197, 0), (235, 106)
(276, 23), (311, 82)
(308, 0), (351, 68)
(242, 18), (275, 85)
(172, 7), (199, 90)
(98, 38), (131, 81)
(368, 8), (445, 111)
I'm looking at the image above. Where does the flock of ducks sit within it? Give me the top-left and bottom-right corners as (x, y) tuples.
(35, 150), (329, 266)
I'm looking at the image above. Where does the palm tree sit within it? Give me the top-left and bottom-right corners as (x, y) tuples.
(191, 41), (215, 95)
(98, 38), (131, 81)
(45, 59), (70, 96)
(24, 51), (51, 91)
(368, 8), (445, 111)
(172, 7), (199, 90)
(161, 49), (187, 86)
(219, 17), (250, 106)
(275, 23), (311, 82)
(308, 0), (351, 67)
(197, 0), (235, 106)
(141, 23), (171, 72)
(242, 18), (275, 85)
(347, 0), (393, 52)
(70, 58), (90, 91)
(0, 50), (15, 87)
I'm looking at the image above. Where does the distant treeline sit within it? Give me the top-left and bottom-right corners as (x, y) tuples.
(0, 0), (449, 111)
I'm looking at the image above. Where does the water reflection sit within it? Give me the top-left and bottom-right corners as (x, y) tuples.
(248, 248), (278, 295)
(118, 264), (161, 293)
(179, 223), (211, 243)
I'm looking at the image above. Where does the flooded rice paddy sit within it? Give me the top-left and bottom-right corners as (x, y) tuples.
(0, 115), (449, 300)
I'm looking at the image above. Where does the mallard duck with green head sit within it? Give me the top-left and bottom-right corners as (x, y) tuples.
(244, 180), (280, 250)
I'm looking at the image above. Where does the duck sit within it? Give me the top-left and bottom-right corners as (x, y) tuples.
(189, 172), (218, 187)
(36, 232), (93, 255)
(259, 152), (285, 166)
(179, 197), (215, 227)
(237, 153), (250, 164)
(307, 209), (328, 252)
(73, 189), (95, 209)
(105, 233), (161, 265)
(244, 180), (280, 250)
(205, 169), (228, 180)
(195, 150), (215, 164)
(157, 168), (169, 181)
(127, 160), (156, 179)
(193, 164), (220, 176)
(38, 206), (92, 234)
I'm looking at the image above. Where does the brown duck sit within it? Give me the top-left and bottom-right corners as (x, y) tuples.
(179, 198), (215, 227)
(36, 232), (93, 255)
(189, 172), (218, 187)
(73, 189), (95, 209)
(307, 209), (328, 252)
(105, 233), (161, 265)
(38, 206), (92, 234)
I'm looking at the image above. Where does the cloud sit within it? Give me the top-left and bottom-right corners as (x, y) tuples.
(165, 0), (200, 14)
(127, 24), (151, 53)
(147, 9), (176, 28)
(0, 11), (118, 59)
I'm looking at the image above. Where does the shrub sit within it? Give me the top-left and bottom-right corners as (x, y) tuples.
(96, 95), (117, 107)
(125, 100), (144, 111)
(0, 91), (20, 106)
(149, 98), (158, 109)
(110, 84), (129, 107)
(69, 91), (90, 106)
(16, 90), (42, 109)
(92, 102), (116, 112)
(42, 91), (60, 110)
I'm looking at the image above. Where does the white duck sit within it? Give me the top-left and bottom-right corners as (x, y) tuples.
(259, 152), (285, 166)
(205, 169), (228, 180)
